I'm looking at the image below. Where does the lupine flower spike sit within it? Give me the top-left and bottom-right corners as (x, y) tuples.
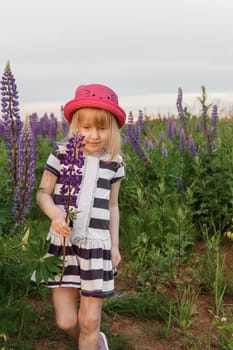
(0, 60), (23, 191)
(176, 87), (189, 140)
(59, 132), (85, 284)
(12, 127), (36, 229)
(125, 111), (134, 142)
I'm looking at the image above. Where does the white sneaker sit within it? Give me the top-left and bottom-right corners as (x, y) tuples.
(98, 332), (109, 350)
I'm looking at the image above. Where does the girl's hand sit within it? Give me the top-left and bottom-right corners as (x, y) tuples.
(51, 217), (71, 238)
(111, 246), (121, 268)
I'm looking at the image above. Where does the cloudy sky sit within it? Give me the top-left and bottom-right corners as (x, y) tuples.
(1, 0), (233, 116)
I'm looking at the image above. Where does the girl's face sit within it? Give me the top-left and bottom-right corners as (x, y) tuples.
(75, 109), (110, 156)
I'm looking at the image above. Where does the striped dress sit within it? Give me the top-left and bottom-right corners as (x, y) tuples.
(32, 145), (125, 298)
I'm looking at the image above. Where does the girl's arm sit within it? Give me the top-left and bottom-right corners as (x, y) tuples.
(109, 180), (122, 268)
(37, 170), (71, 237)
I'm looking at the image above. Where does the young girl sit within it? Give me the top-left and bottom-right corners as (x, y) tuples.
(34, 84), (126, 350)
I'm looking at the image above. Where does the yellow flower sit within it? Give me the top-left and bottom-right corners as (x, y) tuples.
(226, 231), (233, 240)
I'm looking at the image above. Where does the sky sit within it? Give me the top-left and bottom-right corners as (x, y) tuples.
(1, 0), (233, 117)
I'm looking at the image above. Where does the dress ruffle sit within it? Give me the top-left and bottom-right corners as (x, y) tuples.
(31, 231), (114, 298)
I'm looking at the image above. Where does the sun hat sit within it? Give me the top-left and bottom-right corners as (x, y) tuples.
(64, 84), (126, 128)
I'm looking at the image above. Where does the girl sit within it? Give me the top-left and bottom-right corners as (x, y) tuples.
(33, 84), (126, 350)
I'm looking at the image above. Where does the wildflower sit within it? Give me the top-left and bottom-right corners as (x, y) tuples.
(48, 113), (58, 144)
(29, 113), (40, 140)
(125, 111), (134, 142)
(220, 317), (227, 323)
(144, 139), (154, 150)
(176, 177), (185, 193)
(225, 231), (233, 240)
(176, 88), (186, 126)
(159, 132), (165, 142)
(0, 60), (23, 191)
(59, 133), (85, 214)
(179, 128), (186, 153)
(195, 120), (201, 132)
(176, 87), (189, 142)
(189, 136), (197, 156)
(211, 105), (218, 133)
(161, 143), (168, 157)
(12, 128), (36, 227)
(167, 119), (175, 141)
(131, 140), (151, 165)
(59, 132), (85, 284)
(138, 110), (147, 130)
(0, 120), (4, 137)
(134, 120), (141, 145)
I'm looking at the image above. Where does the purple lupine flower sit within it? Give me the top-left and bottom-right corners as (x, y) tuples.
(195, 120), (201, 132)
(167, 119), (177, 141)
(173, 121), (179, 135)
(39, 113), (50, 136)
(29, 112), (41, 143)
(58, 132), (85, 284)
(134, 120), (141, 144)
(179, 128), (186, 153)
(144, 139), (154, 150)
(0, 120), (4, 137)
(138, 110), (147, 130)
(12, 128), (36, 228)
(161, 143), (168, 157)
(189, 136), (197, 156)
(48, 113), (58, 145)
(176, 177), (185, 193)
(211, 105), (218, 136)
(0, 61), (23, 191)
(134, 110), (147, 143)
(159, 132), (165, 142)
(176, 87), (188, 137)
(59, 133), (85, 216)
(176, 88), (185, 124)
(125, 111), (134, 143)
(132, 140), (151, 165)
(124, 111), (151, 164)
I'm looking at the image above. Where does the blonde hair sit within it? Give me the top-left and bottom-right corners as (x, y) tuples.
(68, 108), (121, 161)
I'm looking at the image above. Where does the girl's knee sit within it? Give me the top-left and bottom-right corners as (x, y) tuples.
(78, 312), (100, 334)
(56, 313), (78, 332)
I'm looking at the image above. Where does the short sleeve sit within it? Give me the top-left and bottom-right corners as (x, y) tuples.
(111, 156), (125, 184)
(44, 145), (62, 178)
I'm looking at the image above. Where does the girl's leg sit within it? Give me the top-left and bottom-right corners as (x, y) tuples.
(52, 287), (79, 342)
(78, 295), (104, 350)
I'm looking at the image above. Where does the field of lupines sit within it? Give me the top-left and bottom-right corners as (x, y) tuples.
(0, 61), (233, 349)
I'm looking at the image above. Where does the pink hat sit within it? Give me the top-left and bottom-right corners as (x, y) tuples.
(64, 84), (126, 128)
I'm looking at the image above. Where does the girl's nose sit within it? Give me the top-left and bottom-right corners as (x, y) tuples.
(91, 128), (100, 139)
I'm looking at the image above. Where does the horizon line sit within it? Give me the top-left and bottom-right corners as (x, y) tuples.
(18, 91), (233, 118)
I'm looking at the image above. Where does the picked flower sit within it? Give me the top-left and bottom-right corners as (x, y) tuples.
(59, 132), (85, 284)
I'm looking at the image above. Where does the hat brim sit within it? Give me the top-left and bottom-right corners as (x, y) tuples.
(64, 98), (126, 128)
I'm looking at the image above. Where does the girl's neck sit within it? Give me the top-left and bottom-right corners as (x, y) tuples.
(83, 150), (106, 158)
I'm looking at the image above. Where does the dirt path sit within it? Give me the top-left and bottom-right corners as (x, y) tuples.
(33, 242), (233, 349)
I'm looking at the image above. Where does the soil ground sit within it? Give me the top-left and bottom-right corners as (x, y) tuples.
(32, 241), (233, 350)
